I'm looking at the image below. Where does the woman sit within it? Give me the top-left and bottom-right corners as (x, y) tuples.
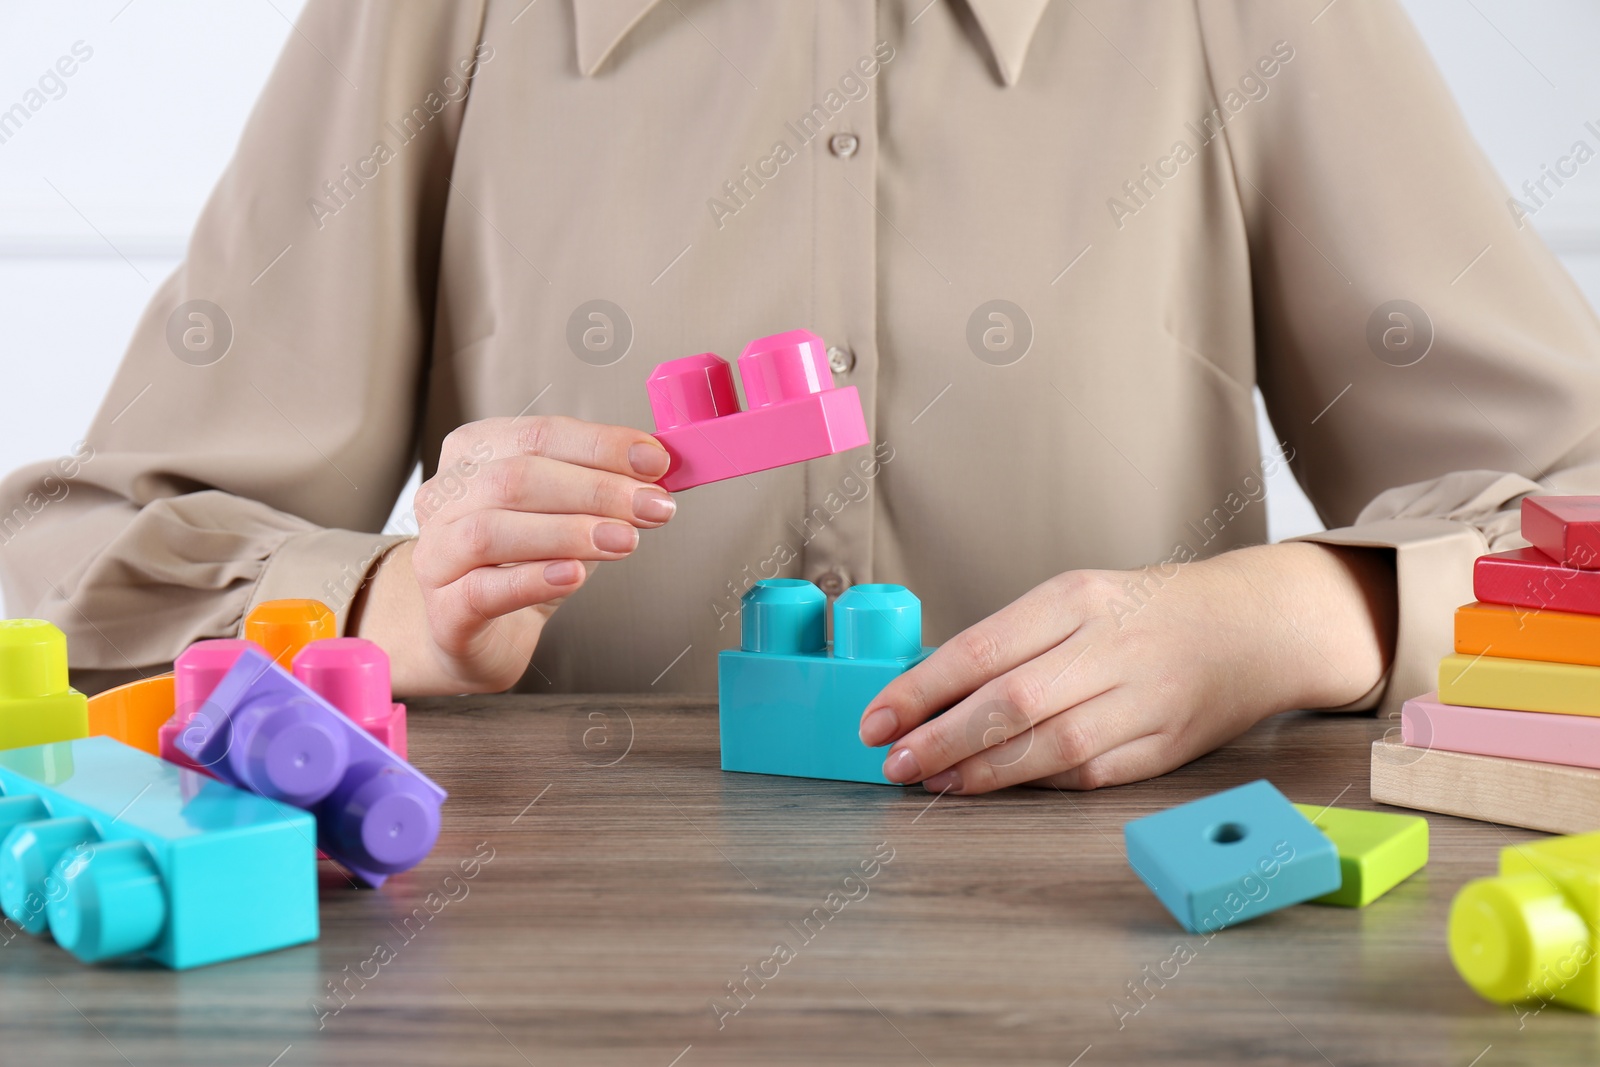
(5, 0), (1598, 794)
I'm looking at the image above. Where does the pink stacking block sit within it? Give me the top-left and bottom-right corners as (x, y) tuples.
(1402, 692), (1600, 771)
(158, 638), (259, 772)
(291, 637), (407, 760)
(648, 329), (870, 491)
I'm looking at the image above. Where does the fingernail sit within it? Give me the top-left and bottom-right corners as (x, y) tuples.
(883, 747), (923, 783)
(630, 442), (671, 479)
(544, 560), (583, 585)
(859, 706), (898, 747)
(632, 488), (677, 524)
(923, 770), (961, 794)
(592, 521), (639, 553)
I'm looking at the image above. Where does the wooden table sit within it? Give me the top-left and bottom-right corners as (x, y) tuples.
(3, 696), (1597, 1066)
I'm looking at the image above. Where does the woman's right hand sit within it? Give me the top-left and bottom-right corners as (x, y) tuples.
(352, 415), (676, 695)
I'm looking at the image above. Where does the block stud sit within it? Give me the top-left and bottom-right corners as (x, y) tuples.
(0, 795), (51, 846)
(47, 839), (167, 963)
(293, 638), (393, 728)
(223, 694), (351, 807)
(833, 584), (922, 661)
(0, 816), (100, 934)
(244, 600), (336, 667)
(0, 620), (70, 702)
(324, 764), (443, 875)
(737, 329), (833, 409)
(741, 579), (826, 654)
(647, 353), (740, 431)
(1449, 873), (1591, 1004)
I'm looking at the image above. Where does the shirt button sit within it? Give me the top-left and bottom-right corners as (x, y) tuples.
(826, 346), (855, 375)
(817, 571), (849, 597)
(829, 133), (860, 159)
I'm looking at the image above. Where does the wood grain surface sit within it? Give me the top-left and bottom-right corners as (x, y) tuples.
(1, 696), (1597, 1066)
(1372, 738), (1600, 835)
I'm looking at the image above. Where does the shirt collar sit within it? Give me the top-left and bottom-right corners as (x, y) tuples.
(573, 0), (1051, 87)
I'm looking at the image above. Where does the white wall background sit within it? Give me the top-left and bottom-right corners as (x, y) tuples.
(2, 0), (1600, 613)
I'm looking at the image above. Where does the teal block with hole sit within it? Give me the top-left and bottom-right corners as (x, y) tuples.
(0, 736), (317, 968)
(1123, 780), (1339, 933)
(719, 580), (934, 785)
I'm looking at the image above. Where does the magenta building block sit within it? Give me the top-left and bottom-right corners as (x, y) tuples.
(158, 639), (259, 772)
(1522, 496), (1600, 570)
(1474, 547), (1600, 616)
(175, 648), (444, 887)
(648, 329), (870, 491)
(1402, 692), (1600, 771)
(292, 638), (407, 760)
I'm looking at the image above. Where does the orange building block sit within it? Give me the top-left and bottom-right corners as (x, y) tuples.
(85, 673), (175, 755)
(1455, 600), (1600, 668)
(243, 599), (335, 667)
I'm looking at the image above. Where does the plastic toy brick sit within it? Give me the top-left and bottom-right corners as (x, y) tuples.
(1370, 738), (1600, 835)
(1404, 692), (1600, 771)
(1449, 831), (1600, 1012)
(292, 638), (407, 760)
(719, 579), (933, 785)
(86, 673), (174, 755)
(1474, 547), (1600, 617)
(0, 735), (316, 968)
(648, 330), (870, 492)
(1290, 802), (1428, 907)
(1455, 600), (1600, 667)
(1439, 652), (1600, 717)
(243, 598), (336, 667)
(158, 639), (259, 772)
(1122, 780), (1340, 933)
(0, 620), (88, 751)
(1522, 496), (1600, 570)
(176, 648), (444, 887)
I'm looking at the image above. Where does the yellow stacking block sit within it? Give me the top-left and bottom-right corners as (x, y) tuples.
(1439, 653), (1600, 717)
(1450, 832), (1600, 1013)
(0, 619), (89, 750)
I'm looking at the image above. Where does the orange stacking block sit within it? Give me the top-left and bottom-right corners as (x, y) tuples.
(84, 673), (175, 755)
(243, 599), (335, 667)
(1454, 601), (1600, 668)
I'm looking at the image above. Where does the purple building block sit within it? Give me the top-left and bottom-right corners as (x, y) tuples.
(175, 648), (445, 888)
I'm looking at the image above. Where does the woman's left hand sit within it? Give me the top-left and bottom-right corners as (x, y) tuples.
(857, 542), (1397, 793)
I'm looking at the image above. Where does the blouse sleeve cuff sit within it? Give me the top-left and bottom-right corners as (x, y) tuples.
(247, 527), (413, 635)
(1290, 517), (1487, 716)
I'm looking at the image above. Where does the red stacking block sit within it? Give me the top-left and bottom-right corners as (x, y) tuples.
(1522, 496), (1600, 570)
(1474, 547), (1600, 617)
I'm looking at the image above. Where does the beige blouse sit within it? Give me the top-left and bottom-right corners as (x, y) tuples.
(6, 0), (1600, 711)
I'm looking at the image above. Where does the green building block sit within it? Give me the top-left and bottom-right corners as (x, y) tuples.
(1292, 803), (1428, 907)
(0, 620), (89, 751)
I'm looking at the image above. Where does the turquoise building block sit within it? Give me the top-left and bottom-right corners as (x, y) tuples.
(1123, 780), (1340, 933)
(719, 580), (934, 785)
(0, 736), (317, 968)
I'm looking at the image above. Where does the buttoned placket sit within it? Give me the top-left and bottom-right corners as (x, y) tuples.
(801, 0), (880, 604)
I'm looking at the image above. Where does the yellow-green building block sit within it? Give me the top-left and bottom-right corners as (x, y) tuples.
(0, 619), (88, 750)
(1450, 831), (1600, 1013)
(1292, 803), (1428, 907)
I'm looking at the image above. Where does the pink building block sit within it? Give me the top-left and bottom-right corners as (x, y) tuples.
(158, 639), (259, 772)
(648, 329), (870, 491)
(1402, 692), (1600, 771)
(291, 638), (407, 760)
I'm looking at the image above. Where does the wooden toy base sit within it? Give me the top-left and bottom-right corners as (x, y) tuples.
(1370, 739), (1600, 834)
